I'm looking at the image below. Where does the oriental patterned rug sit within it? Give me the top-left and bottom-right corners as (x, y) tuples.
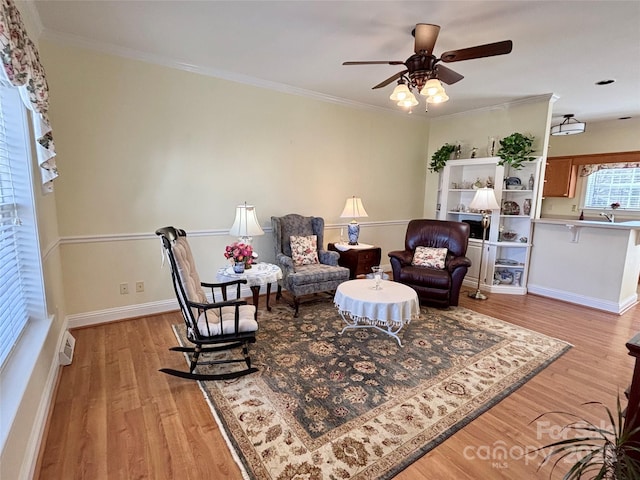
(171, 301), (570, 480)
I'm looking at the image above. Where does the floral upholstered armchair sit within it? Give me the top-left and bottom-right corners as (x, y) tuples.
(271, 214), (350, 317)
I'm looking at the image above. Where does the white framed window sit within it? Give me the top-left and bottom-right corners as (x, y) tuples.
(0, 83), (46, 368)
(583, 167), (640, 211)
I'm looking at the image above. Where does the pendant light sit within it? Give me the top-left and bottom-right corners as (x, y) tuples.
(550, 114), (586, 136)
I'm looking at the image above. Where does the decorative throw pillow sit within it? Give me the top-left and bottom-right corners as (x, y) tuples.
(290, 235), (319, 266)
(411, 246), (448, 269)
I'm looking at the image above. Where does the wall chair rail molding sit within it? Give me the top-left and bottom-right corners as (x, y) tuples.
(59, 221), (409, 245)
(58, 227), (246, 245)
(62, 221), (407, 328)
(41, 238), (60, 263)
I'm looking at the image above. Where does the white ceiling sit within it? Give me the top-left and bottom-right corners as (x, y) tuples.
(32, 0), (640, 124)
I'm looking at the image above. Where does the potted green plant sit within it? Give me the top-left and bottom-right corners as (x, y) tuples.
(429, 143), (456, 173)
(497, 132), (536, 170)
(531, 396), (640, 479)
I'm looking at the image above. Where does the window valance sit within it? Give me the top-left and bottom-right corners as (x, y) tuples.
(579, 162), (640, 177)
(0, 0), (57, 191)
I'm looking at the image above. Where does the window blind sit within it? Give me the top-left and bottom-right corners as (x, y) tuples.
(584, 167), (640, 210)
(0, 84), (42, 367)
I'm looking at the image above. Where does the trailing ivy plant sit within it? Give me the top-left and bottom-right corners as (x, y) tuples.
(429, 144), (456, 173)
(497, 132), (536, 170)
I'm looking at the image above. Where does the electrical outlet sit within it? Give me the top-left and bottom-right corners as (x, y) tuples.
(120, 282), (129, 295)
(135, 281), (144, 293)
(571, 204), (577, 212)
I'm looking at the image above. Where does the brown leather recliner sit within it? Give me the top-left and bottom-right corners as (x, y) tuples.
(388, 219), (471, 307)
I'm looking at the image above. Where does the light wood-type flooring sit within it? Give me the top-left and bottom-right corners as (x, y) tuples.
(36, 290), (640, 479)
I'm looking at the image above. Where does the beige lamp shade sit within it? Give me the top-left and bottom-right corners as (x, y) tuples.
(229, 203), (264, 239)
(469, 188), (500, 211)
(340, 196), (369, 219)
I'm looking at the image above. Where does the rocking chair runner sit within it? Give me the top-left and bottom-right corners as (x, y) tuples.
(156, 226), (258, 381)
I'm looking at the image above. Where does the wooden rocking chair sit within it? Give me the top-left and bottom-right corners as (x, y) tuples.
(156, 226), (258, 381)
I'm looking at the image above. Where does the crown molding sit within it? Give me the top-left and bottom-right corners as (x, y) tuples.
(432, 93), (557, 122)
(40, 29), (421, 120)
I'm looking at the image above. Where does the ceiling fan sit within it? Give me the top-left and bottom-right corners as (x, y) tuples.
(343, 24), (513, 108)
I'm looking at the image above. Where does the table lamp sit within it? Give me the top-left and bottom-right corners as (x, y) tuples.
(229, 202), (264, 245)
(340, 196), (368, 245)
(467, 188), (500, 300)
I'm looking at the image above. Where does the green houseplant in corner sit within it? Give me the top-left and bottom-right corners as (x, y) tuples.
(429, 143), (456, 173)
(497, 132), (536, 170)
(531, 396), (640, 479)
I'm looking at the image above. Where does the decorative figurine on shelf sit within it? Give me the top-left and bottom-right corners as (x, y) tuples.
(528, 173), (535, 190)
(471, 147), (478, 158)
(455, 143), (462, 159)
(487, 136), (497, 156)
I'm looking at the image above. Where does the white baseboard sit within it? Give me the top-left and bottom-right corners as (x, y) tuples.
(67, 285), (259, 328)
(527, 284), (638, 315)
(461, 279), (526, 295)
(67, 299), (179, 328)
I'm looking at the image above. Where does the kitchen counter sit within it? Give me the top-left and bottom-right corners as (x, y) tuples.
(527, 218), (640, 314)
(534, 218), (640, 229)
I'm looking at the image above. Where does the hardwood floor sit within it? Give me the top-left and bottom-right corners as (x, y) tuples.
(36, 291), (640, 479)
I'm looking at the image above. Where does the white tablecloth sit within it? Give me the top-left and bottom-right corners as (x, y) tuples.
(334, 279), (419, 327)
(216, 262), (282, 287)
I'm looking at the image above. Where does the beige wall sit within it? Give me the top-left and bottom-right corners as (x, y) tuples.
(41, 41), (430, 315)
(542, 117), (640, 219)
(423, 97), (555, 218)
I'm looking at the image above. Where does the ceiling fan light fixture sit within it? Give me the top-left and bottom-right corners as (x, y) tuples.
(389, 82), (411, 101)
(550, 114), (586, 136)
(426, 91), (449, 104)
(344, 23), (512, 114)
(397, 91), (418, 107)
(420, 78), (444, 97)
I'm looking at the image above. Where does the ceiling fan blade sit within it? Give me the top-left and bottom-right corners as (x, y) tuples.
(372, 70), (408, 89)
(440, 40), (513, 63)
(343, 61), (405, 65)
(413, 23), (440, 54)
(436, 65), (464, 85)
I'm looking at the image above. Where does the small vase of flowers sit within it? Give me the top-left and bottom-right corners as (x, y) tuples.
(224, 242), (253, 272)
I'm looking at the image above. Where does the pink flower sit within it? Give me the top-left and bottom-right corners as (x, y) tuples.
(223, 242), (253, 264)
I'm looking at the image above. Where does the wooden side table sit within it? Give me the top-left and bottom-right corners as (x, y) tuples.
(328, 243), (382, 279)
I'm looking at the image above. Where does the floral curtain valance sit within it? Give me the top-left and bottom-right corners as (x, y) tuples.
(579, 162), (640, 177)
(0, 0), (57, 191)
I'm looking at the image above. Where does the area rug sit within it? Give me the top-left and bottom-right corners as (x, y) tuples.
(171, 300), (571, 480)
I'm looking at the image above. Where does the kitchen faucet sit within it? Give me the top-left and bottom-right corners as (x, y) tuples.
(600, 212), (615, 222)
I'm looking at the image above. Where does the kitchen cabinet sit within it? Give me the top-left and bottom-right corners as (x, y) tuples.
(543, 157), (577, 198)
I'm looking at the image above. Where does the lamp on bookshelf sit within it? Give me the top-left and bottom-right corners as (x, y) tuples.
(468, 187), (500, 300)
